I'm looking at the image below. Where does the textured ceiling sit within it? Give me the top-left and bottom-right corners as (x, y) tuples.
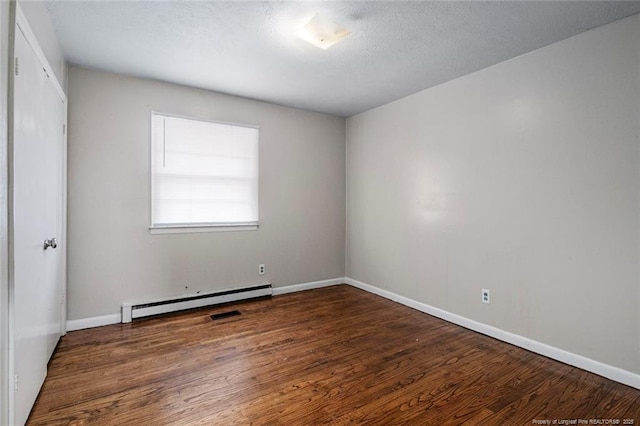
(47, 1), (640, 117)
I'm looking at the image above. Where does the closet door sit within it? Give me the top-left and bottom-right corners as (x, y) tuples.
(12, 22), (65, 426)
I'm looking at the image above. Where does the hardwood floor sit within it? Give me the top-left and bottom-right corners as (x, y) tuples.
(28, 285), (640, 425)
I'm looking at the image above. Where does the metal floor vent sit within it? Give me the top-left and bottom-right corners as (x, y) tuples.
(210, 310), (241, 320)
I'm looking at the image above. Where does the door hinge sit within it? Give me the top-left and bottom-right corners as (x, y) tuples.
(63, 124), (66, 135)
(14, 375), (18, 393)
(14, 57), (18, 76)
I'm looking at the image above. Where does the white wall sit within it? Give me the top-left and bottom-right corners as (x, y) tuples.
(67, 67), (345, 320)
(346, 13), (640, 375)
(18, 1), (66, 89)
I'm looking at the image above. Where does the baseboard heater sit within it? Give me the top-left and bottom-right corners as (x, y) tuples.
(121, 283), (272, 323)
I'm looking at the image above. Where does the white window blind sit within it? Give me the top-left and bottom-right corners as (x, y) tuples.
(151, 113), (259, 228)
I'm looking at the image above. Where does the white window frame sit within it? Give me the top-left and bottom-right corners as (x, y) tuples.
(149, 111), (259, 234)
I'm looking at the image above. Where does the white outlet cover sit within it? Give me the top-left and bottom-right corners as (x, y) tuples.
(482, 289), (490, 304)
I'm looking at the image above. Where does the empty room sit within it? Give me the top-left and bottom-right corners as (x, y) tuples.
(1, 0), (640, 424)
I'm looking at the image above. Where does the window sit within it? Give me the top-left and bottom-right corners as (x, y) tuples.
(150, 113), (259, 232)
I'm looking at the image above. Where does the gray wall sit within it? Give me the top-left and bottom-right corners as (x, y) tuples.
(346, 14), (640, 374)
(67, 66), (345, 320)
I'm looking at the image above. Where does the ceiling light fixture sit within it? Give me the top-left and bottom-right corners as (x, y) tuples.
(297, 13), (350, 50)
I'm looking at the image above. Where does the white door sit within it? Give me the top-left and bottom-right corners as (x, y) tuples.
(12, 23), (65, 425)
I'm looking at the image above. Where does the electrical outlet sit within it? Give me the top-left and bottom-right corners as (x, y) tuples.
(258, 264), (265, 275)
(482, 289), (490, 304)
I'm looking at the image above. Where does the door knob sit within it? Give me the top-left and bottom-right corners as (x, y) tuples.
(43, 238), (57, 250)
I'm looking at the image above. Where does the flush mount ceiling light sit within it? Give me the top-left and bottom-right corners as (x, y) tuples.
(297, 13), (350, 50)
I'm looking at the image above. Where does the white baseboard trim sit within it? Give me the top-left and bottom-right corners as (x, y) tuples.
(66, 278), (346, 332)
(66, 277), (638, 390)
(345, 277), (640, 390)
(272, 278), (345, 295)
(66, 313), (120, 332)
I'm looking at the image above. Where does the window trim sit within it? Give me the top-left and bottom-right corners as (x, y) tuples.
(149, 223), (259, 235)
(149, 111), (260, 233)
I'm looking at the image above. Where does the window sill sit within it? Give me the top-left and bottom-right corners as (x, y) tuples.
(149, 223), (259, 234)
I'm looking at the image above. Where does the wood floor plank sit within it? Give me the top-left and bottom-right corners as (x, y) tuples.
(27, 285), (640, 425)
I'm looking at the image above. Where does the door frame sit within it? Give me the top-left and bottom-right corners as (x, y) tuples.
(0, 2), (12, 425)
(3, 4), (67, 424)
